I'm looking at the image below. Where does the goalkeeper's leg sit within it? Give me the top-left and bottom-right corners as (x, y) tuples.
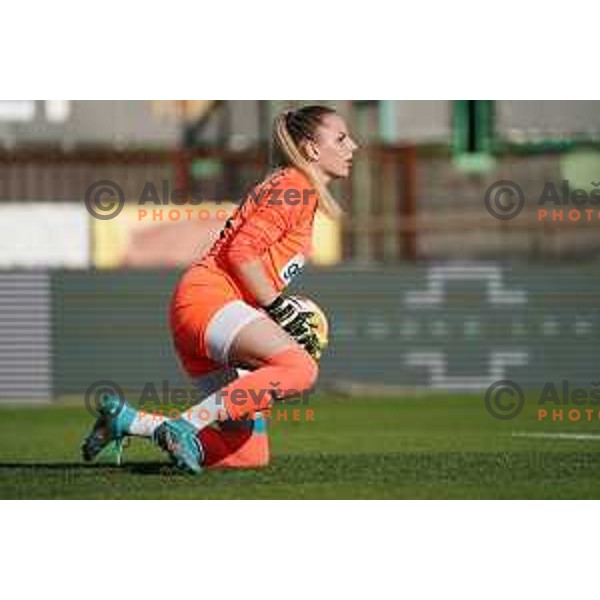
(154, 315), (317, 472)
(141, 293), (317, 472)
(181, 315), (318, 429)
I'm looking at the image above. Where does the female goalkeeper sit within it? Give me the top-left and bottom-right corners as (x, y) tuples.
(83, 105), (358, 472)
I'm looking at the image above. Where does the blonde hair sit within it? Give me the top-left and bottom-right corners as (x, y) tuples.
(272, 106), (343, 220)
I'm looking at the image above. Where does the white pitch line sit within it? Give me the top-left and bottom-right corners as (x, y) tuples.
(513, 432), (600, 441)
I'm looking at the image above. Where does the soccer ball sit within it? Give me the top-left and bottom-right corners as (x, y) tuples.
(289, 295), (329, 357)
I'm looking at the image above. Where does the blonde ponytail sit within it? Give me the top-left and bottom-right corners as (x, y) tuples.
(272, 111), (343, 220)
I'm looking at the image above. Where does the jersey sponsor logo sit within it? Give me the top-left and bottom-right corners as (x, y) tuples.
(279, 254), (305, 285)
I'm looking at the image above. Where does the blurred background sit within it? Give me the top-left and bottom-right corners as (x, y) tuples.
(1, 100), (599, 402)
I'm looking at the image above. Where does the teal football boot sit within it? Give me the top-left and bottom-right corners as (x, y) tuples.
(153, 419), (204, 475)
(81, 394), (137, 465)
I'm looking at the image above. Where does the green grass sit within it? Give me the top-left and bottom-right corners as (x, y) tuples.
(2, 393), (600, 498)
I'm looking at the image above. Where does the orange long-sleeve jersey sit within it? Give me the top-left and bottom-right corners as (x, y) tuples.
(198, 166), (318, 301)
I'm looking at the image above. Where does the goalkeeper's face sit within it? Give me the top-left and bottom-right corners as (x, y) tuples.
(311, 113), (358, 181)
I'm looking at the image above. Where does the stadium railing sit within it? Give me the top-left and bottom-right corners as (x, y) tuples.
(1, 144), (599, 263)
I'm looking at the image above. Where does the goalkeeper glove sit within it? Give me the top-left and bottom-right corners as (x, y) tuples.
(263, 295), (321, 359)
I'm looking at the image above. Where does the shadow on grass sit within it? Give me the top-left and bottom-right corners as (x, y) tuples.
(3, 451), (600, 485)
(0, 461), (172, 475)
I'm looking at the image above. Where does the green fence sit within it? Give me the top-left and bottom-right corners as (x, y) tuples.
(41, 264), (600, 399)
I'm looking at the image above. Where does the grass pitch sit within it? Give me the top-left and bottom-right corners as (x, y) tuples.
(2, 393), (600, 499)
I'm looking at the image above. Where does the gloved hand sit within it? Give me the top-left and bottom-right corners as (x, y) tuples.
(263, 295), (322, 360)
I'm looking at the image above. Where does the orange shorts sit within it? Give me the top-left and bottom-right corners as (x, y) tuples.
(169, 263), (264, 378)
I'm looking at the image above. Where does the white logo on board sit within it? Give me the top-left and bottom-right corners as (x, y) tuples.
(404, 263), (529, 389)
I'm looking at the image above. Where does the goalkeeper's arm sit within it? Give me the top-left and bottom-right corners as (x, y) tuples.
(230, 259), (319, 358)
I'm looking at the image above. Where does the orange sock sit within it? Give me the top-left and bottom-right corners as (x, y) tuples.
(201, 416), (269, 469)
(223, 346), (318, 421)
